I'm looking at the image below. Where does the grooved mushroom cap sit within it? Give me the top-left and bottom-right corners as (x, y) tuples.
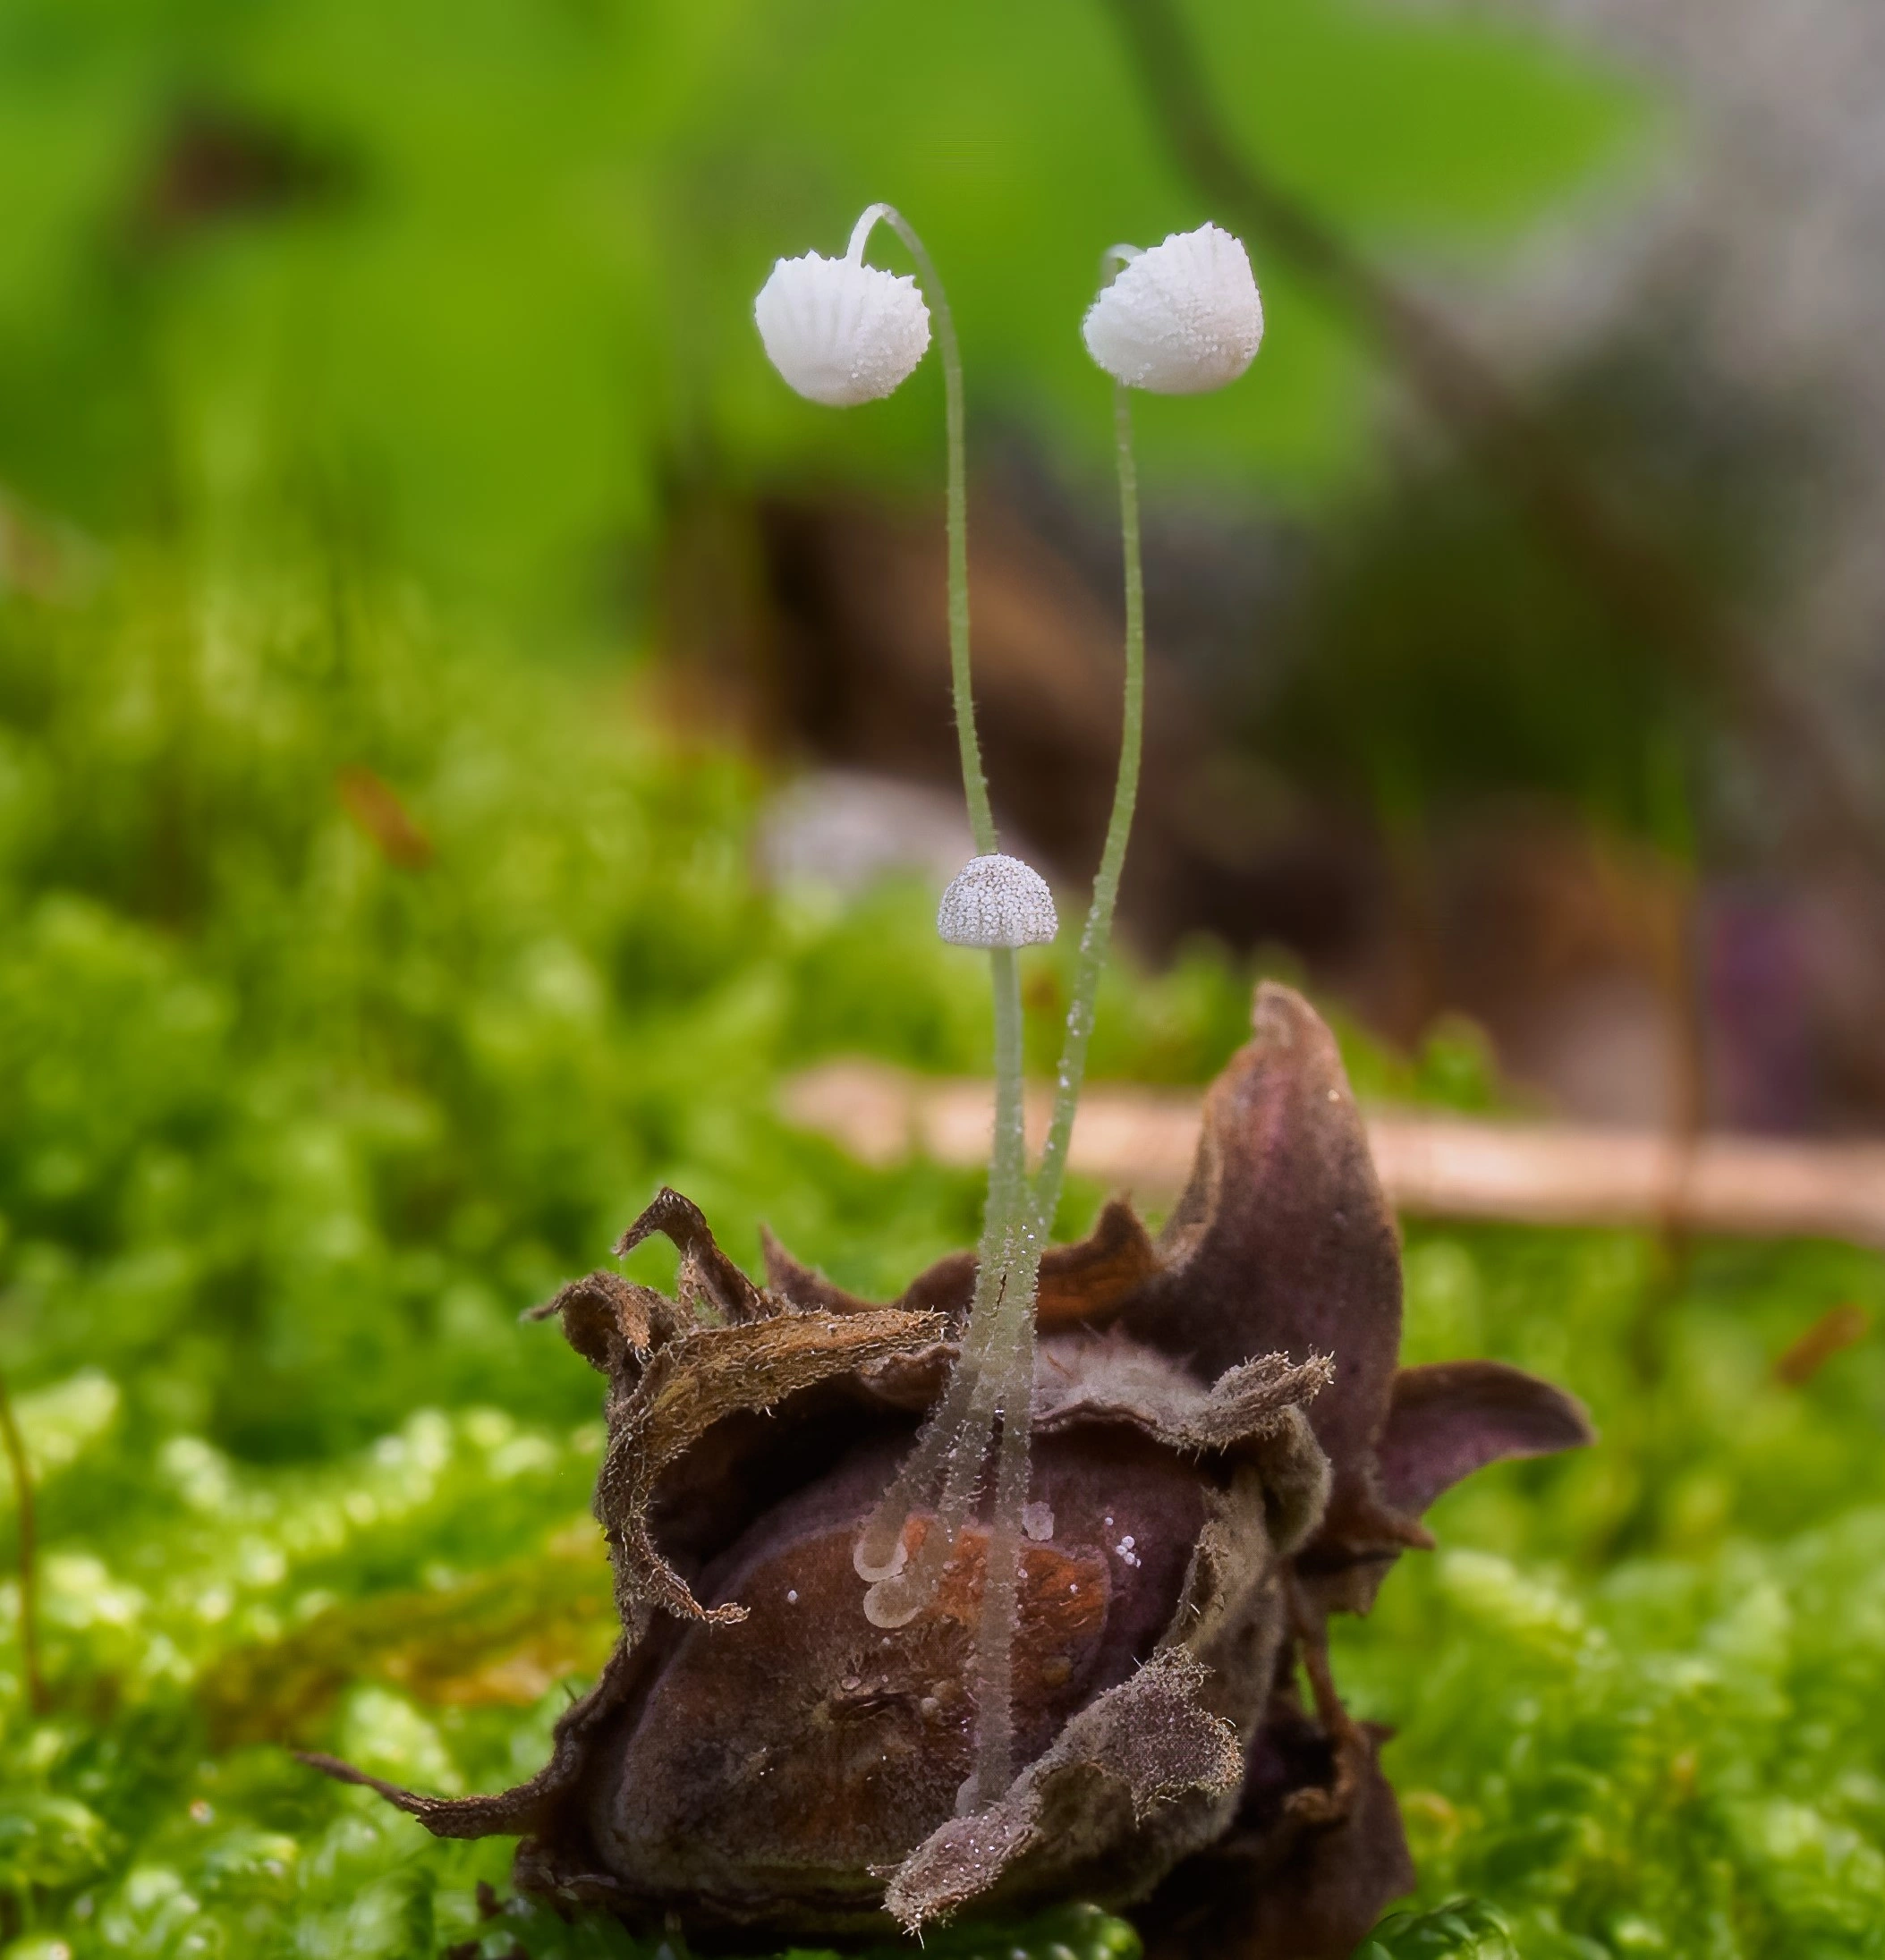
(937, 854), (1058, 948)
(755, 251), (931, 407)
(1082, 223), (1263, 395)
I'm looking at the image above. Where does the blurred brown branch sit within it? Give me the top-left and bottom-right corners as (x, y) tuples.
(1773, 1302), (1872, 1385)
(782, 1059), (1885, 1250)
(1103, 0), (1885, 875)
(336, 765), (433, 870)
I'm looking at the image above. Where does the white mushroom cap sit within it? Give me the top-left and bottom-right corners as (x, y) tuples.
(937, 854), (1058, 949)
(754, 250), (931, 407)
(1082, 223), (1263, 395)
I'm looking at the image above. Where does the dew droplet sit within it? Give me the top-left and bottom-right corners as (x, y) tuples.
(863, 1574), (922, 1630)
(854, 1521), (912, 1585)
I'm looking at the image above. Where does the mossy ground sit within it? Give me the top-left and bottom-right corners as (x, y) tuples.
(2, 557), (1881, 1958)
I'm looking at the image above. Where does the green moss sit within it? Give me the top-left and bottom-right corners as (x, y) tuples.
(2, 555), (1882, 1956)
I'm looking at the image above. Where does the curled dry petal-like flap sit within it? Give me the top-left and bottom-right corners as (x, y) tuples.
(1142, 1709), (1414, 1960)
(616, 1187), (776, 1325)
(528, 1268), (690, 1371)
(302, 1635), (656, 1845)
(596, 1305), (943, 1627)
(1375, 1360), (1595, 1519)
(1034, 1335), (1334, 1464)
(1238, 1724), (1415, 1960)
(300, 1752), (548, 1838)
(758, 1225), (879, 1316)
(1032, 1337), (1333, 1571)
(1035, 1200), (1163, 1326)
(885, 1650), (1244, 1931)
(1115, 983), (1414, 1558)
(760, 1198), (1159, 1330)
(1157, 1464), (1298, 1733)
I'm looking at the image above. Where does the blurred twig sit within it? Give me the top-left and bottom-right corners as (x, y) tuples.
(783, 1060), (1885, 1250)
(0, 1371), (49, 1714)
(1773, 1302), (1871, 1386)
(1103, 0), (1885, 876)
(336, 765), (434, 870)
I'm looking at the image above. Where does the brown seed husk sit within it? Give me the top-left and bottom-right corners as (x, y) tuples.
(310, 983), (1592, 1958)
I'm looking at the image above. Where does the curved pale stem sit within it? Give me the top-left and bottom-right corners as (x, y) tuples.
(964, 1313), (1035, 1810)
(841, 208), (1066, 1813)
(851, 204), (996, 860)
(984, 946), (1028, 1261)
(1032, 379), (1143, 1235)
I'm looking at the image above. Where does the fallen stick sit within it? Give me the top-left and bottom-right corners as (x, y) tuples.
(780, 1060), (1885, 1251)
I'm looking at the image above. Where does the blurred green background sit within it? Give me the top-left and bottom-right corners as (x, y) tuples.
(4, 2), (1883, 1956)
(2, 0), (1642, 610)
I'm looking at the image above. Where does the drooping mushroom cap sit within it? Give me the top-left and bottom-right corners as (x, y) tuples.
(937, 853), (1059, 948)
(1082, 224), (1263, 395)
(755, 249), (931, 407)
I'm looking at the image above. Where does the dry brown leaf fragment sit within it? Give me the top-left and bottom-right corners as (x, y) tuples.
(590, 1305), (944, 1625)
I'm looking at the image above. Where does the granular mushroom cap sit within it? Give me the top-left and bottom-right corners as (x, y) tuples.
(755, 249), (931, 407)
(938, 853), (1059, 948)
(1083, 223), (1263, 395)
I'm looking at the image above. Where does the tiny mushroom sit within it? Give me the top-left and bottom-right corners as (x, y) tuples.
(1082, 223), (1263, 395)
(755, 235), (931, 408)
(937, 853), (1059, 949)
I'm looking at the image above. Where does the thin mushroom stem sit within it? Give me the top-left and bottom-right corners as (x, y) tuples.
(955, 943), (1039, 1787)
(984, 946), (1029, 1268)
(854, 1296), (1001, 1583)
(859, 1252), (1008, 1603)
(964, 1318), (1037, 1812)
(862, 1344), (1001, 1626)
(858, 210), (1028, 1241)
(850, 204), (996, 861)
(860, 1197), (1041, 1628)
(855, 956), (1034, 1625)
(1033, 375), (1144, 1235)
(840, 210), (1048, 1810)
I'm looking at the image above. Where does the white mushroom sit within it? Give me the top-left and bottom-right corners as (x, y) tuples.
(936, 854), (1058, 949)
(754, 248), (931, 408)
(1082, 223), (1263, 395)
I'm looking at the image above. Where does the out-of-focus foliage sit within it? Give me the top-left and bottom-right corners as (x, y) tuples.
(3, 538), (1249, 1956)
(1330, 1226), (1885, 1957)
(2, 549), (1883, 1956)
(0, 530), (1481, 1455)
(0, 0), (1644, 615)
(1360, 1899), (1518, 1959)
(1, 3), (1870, 1956)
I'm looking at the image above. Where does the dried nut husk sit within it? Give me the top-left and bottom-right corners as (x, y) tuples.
(310, 984), (1592, 1958)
